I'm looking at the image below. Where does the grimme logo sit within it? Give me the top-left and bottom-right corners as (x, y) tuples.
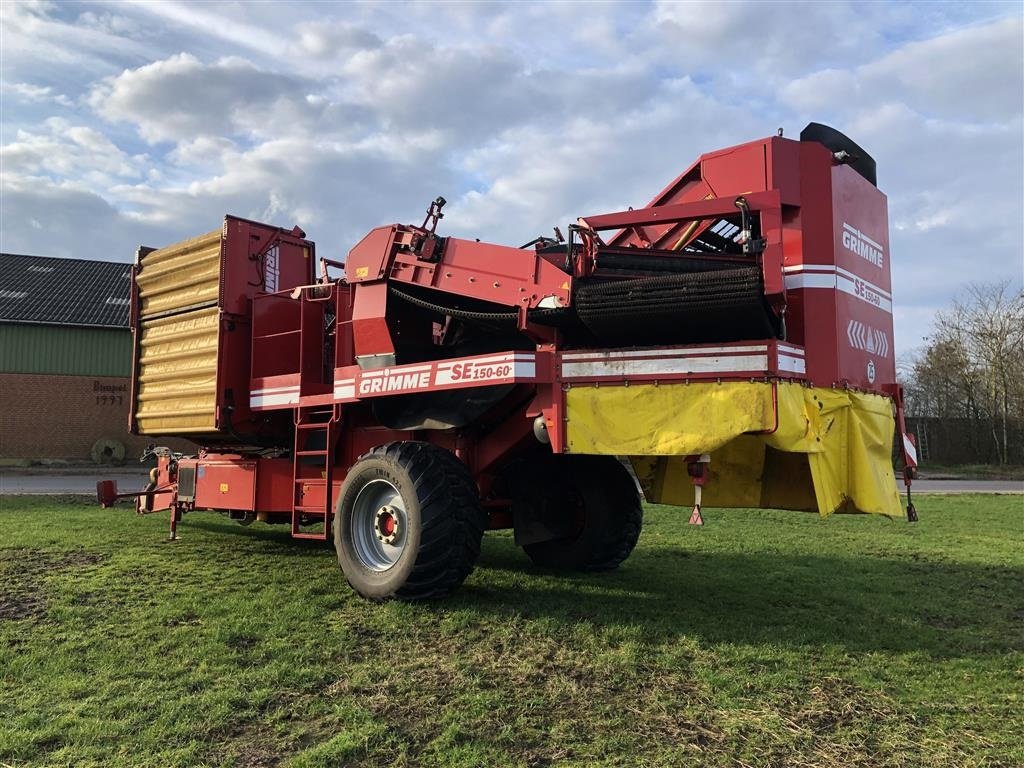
(841, 223), (884, 268)
(264, 245), (280, 292)
(358, 368), (431, 395)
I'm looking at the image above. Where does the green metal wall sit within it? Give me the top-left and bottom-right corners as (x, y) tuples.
(0, 323), (132, 376)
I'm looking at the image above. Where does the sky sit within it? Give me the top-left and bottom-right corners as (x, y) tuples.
(1, 0), (1021, 357)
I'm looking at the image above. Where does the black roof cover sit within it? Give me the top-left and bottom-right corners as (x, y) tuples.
(0, 253), (131, 328)
(800, 122), (877, 186)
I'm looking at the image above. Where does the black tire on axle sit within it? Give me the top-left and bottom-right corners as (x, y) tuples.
(334, 441), (485, 600)
(519, 455), (643, 571)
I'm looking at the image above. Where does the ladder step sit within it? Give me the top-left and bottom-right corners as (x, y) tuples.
(292, 412), (337, 542)
(294, 506), (329, 516)
(292, 531), (329, 541)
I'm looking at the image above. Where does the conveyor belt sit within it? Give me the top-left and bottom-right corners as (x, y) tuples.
(573, 265), (776, 346)
(390, 263), (778, 347)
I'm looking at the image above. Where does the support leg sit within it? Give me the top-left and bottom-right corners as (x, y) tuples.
(687, 454), (710, 526)
(688, 484), (704, 526)
(904, 468), (918, 523)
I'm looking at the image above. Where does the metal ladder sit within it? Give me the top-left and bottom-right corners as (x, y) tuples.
(291, 406), (338, 540)
(916, 421), (930, 463)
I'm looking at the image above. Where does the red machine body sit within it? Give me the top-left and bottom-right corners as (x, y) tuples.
(103, 124), (917, 556)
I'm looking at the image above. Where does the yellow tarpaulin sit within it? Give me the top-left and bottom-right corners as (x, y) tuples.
(565, 381), (902, 517)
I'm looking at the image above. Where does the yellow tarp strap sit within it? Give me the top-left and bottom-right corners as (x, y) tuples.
(565, 381), (902, 517)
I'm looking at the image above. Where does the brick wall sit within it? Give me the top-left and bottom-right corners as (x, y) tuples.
(0, 372), (194, 461)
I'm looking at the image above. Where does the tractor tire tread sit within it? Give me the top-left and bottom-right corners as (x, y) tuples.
(522, 456), (642, 572)
(340, 441), (485, 601)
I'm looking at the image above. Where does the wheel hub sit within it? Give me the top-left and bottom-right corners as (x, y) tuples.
(375, 506), (400, 544)
(350, 479), (408, 572)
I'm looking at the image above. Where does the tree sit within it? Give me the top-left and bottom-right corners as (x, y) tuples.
(907, 281), (1024, 464)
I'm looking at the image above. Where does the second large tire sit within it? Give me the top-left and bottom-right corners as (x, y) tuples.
(334, 442), (485, 600)
(517, 455), (643, 572)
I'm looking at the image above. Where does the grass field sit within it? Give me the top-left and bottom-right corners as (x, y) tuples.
(1, 494), (1022, 768)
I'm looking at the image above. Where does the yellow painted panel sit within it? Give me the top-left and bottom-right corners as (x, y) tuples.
(136, 228), (222, 317)
(135, 306), (220, 434)
(570, 381), (901, 517)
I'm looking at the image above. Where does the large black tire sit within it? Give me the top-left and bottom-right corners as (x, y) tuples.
(519, 455), (643, 571)
(334, 442), (485, 600)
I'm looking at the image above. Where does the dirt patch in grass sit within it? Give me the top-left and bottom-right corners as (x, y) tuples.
(230, 742), (283, 768)
(0, 593), (47, 621)
(213, 721), (286, 768)
(225, 633), (260, 652)
(0, 548), (107, 623)
(0, 548), (106, 574)
(324, 621), (722, 766)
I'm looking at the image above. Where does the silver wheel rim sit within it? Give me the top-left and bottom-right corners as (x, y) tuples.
(350, 478), (408, 571)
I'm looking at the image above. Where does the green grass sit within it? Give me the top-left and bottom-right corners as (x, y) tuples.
(1, 495), (1022, 768)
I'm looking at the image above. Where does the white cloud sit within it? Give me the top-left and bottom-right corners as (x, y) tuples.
(649, 0), (888, 76)
(115, 0), (287, 60)
(782, 16), (1024, 121)
(1, 117), (145, 182)
(296, 20), (382, 58)
(87, 53), (326, 144)
(1, 81), (74, 107)
(0, 175), (160, 260)
(448, 77), (759, 241)
(0, 1), (151, 76)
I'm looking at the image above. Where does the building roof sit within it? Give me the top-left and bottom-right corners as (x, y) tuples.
(0, 253), (132, 328)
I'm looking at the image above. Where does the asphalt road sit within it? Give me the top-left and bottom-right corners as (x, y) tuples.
(1, 471), (1022, 496)
(1, 469), (150, 496)
(911, 479), (1024, 494)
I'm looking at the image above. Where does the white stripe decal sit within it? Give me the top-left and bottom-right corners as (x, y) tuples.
(436, 353), (533, 371)
(777, 354), (806, 374)
(250, 385), (299, 395)
(434, 358), (532, 385)
(784, 264), (892, 298)
(332, 354), (536, 399)
(784, 264), (831, 273)
(785, 273), (836, 289)
(834, 265), (891, 298)
(785, 271), (893, 314)
(835, 273), (892, 313)
(513, 361), (536, 379)
(903, 434), (919, 466)
(562, 354), (769, 379)
(777, 343), (806, 357)
(561, 345), (767, 361)
(250, 392), (300, 408)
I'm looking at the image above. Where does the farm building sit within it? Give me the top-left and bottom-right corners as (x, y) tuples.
(0, 252), (187, 463)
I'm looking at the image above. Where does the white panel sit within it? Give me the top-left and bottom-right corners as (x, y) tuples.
(778, 355), (806, 374)
(561, 345), (767, 361)
(562, 354), (769, 378)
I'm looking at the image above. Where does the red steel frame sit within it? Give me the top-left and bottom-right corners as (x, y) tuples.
(102, 130), (918, 535)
